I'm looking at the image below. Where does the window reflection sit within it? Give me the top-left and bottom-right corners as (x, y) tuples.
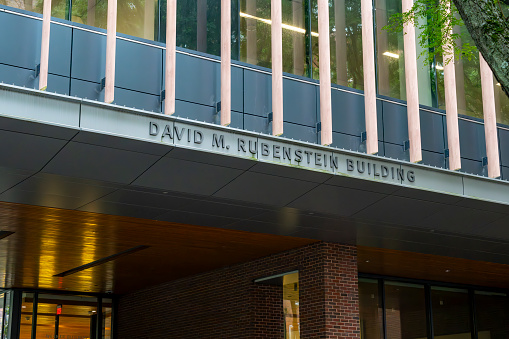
(431, 287), (473, 339)
(283, 272), (299, 339)
(311, 0), (364, 90)
(1, 0), (66, 18)
(376, 0), (405, 100)
(475, 291), (509, 339)
(384, 282), (427, 339)
(359, 278), (383, 339)
(239, 0), (307, 76)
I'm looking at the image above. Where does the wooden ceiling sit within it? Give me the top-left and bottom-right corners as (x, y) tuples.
(0, 201), (316, 294)
(358, 246), (509, 289)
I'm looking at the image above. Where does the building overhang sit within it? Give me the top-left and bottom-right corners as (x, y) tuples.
(1, 83), (509, 270)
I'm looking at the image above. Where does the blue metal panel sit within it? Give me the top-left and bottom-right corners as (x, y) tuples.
(0, 12), (39, 70)
(172, 100), (242, 127)
(459, 118), (486, 161)
(47, 74), (69, 95)
(382, 101), (408, 145)
(243, 69), (271, 117)
(231, 66), (243, 113)
(331, 89), (364, 136)
(175, 52), (218, 107)
(460, 158), (486, 177)
(174, 99), (216, 122)
(498, 127), (509, 167)
(70, 78), (102, 101)
(0, 63), (37, 89)
(48, 23), (72, 77)
(243, 114), (316, 143)
(244, 113), (270, 134)
(71, 28), (106, 83)
(331, 132), (362, 152)
(230, 111), (243, 130)
(115, 39), (162, 95)
(113, 87), (161, 112)
(420, 110), (445, 153)
(502, 166), (509, 181)
(421, 150), (446, 169)
(282, 122), (317, 143)
(283, 78), (317, 127)
(384, 142), (409, 161)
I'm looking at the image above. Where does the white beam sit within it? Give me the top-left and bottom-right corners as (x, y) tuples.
(361, 0), (378, 154)
(402, 0), (422, 163)
(318, 0), (332, 145)
(221, 0), (231, 126)
(271, 0), (283, 136)
(164, 0), (177, 115)
(104, 0), (117, 103)
(39, 0), (51, 91)
(443, 1), (461, 170)
(479, 53), (501, 178)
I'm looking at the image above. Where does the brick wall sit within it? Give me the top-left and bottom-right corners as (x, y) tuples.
(117, 242), (359, 339)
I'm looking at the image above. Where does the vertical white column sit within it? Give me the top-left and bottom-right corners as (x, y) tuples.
(443, 1), (461, 170)
(221, 0), (231, 126)
(361, 0), (378, 154)
(479, 53), (501, 178)
(402, 0), (422, 163)
(318, 0), (332, 145)
(104, 0), (117, 103)
(165, 0), (177, 115)
(39, 0), (51, 91)
(271, 0), (284, 136)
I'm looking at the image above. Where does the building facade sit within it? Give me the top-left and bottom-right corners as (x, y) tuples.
(0, 0), (509, 338)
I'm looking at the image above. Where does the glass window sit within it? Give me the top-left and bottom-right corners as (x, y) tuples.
(103, 298), (113, 339)
(375, 0), (406, 100)
(283, 272), (299, 339)
(19, 293), (34, 339)
(359, 278), (383, 339)
(2, 292), (10, 339)
(494, 76), (509, 126)
(384, 282), (427, 339)
(2, 0), (66, 19)
(475, 291), (509, 339)
(431, 287), (472, 339)
(239, 0), (307, 76)
(311, 0), (364, 90)
(71, 0), (158, 40)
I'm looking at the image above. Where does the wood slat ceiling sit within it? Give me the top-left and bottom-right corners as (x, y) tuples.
(0, 201), (316, 294)
(358, 246), (509, 289)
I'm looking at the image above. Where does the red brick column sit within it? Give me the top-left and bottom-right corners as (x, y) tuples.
(117, 242), (359, 339)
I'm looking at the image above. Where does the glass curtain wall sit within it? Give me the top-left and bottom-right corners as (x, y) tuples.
(375, 0), (406, 100)
(311, 0), (364, 90)
(239, 0), (307, 76)
(359, 277), (509, 339)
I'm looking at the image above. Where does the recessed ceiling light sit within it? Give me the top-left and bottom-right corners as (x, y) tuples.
(445, 269), (450, 273)
(365, 260), (370, 263)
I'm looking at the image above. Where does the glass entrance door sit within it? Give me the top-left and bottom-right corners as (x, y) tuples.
(19, 293), (111, 339)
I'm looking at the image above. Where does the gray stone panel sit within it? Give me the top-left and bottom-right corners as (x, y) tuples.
(243, 69), (271, 117)
(459, 118), (486, 161)
(420, 110), (445, 153)
(283, 78), (317, 127)
(382, 100), (408, 145)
